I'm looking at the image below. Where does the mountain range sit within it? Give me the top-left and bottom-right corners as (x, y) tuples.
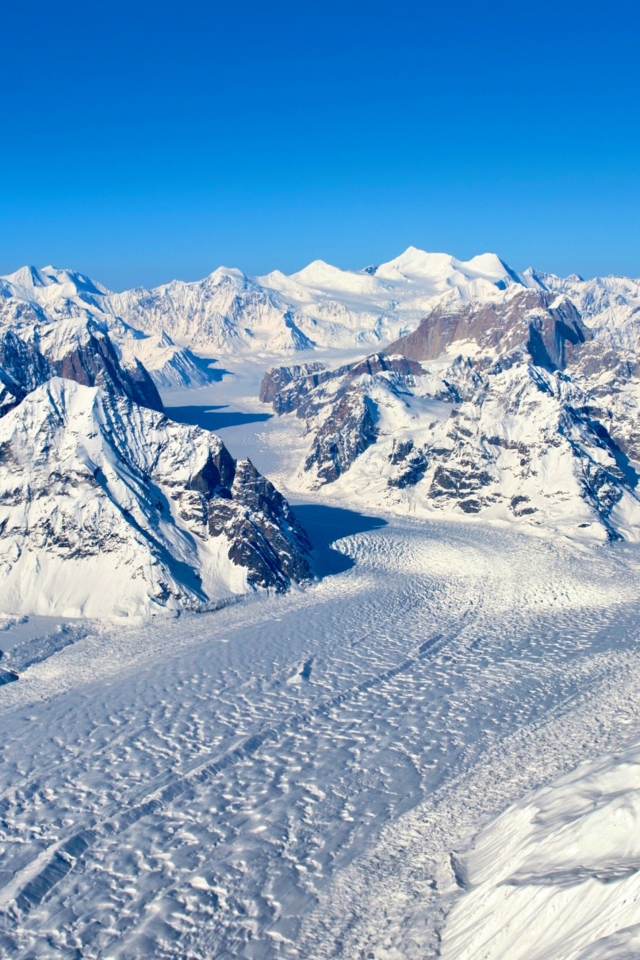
(2, 247), (640, 613)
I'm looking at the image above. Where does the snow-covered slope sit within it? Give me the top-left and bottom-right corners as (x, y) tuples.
(441, 740), (640, 960)
(0, 267), (216, 388)
(0, 379), (311, 618)
(107, 267), (315, 352)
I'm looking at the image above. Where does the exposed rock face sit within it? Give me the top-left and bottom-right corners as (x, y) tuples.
(208, 459), (312, 589)
(0, 379), (312, 617)
(303, 388), (379, 484)
(260, 353), (425, 482)
(386, 290), (590, 371)
(259, 362), (327, 406)
(387, 440), (429, 489)
(261, 353), (424, 417)
(46, 319), (163, 411)
(0, 310), (164, 415)
(0, 330), (52, 415)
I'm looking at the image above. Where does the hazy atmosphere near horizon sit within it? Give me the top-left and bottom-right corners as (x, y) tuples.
(4, 4), (640, 960)
(1, 0), (640, 286)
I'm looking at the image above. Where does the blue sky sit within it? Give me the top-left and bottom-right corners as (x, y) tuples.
(1, 0), (639, 288)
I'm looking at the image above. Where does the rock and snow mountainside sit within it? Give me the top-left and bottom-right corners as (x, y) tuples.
(261, 289), (640, 542)
(523, 266), (640, 354)
(0, 283), (164, 413)
(0, 266), (216, 388)
(0, 379), (312, 618)
(0, 330), (52, 416)
(441, 742), (640, 960)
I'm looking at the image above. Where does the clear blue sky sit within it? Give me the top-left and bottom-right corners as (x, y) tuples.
(1, 0), (639, 289)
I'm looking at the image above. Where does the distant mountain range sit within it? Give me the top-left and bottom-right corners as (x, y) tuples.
(3, 249), (640, 368)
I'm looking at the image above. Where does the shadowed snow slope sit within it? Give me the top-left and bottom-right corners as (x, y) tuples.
(441, 740), (640, 960)
(0, 379), (311, 618)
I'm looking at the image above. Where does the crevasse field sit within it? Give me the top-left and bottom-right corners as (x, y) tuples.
(3, 359), (640, 959)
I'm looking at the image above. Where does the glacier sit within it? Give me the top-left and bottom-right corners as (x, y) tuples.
(1, 247), (640, 958)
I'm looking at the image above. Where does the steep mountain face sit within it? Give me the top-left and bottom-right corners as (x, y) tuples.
(0, 301), (164, 414)
(261, 312), (640, 541)
(108, 268), (315, 352)
(0, 379), (312, 617)
(38, 316), (163, 411)
(0, 330), (52, 416)
(260, 353), (423, 416)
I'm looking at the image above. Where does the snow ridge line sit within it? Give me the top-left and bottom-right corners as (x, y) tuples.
(5, 609), (476, 918)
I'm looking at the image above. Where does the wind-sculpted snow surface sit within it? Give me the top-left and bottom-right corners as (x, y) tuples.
(2, 518), (640, 957)
(0, 379), (311, 617)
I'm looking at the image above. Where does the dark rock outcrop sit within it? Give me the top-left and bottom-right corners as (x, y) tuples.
(386, 290), (590, 372)
(387, 440), (429, 488)
(0, 320), (163, 417)
(261, 352), (424, 417)
(209, 459), (312, 590)
(259, 362), (327, 406)
(51, 320), (163, 411)
(303, 388), (378, 484)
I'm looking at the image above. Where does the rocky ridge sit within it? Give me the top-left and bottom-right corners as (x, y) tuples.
(0, 303), (163, 415)
(0, 268), (218, 389)
(261, 292), (640, 542)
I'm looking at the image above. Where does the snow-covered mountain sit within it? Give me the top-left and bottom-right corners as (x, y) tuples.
(0, 315), (162, 417)
(4, 248), (640, 366)
(261, 289), (640, 542)
(0, 267), (216, 388)
(0, 378), (312, 618)
(0, 249), (528, 362)
(523, 267), (640, 354)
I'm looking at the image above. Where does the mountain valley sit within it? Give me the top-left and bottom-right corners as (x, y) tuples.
(2, 248), (640, 959)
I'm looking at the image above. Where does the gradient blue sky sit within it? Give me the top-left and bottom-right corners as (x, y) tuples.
(1, 0), (639, 289)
